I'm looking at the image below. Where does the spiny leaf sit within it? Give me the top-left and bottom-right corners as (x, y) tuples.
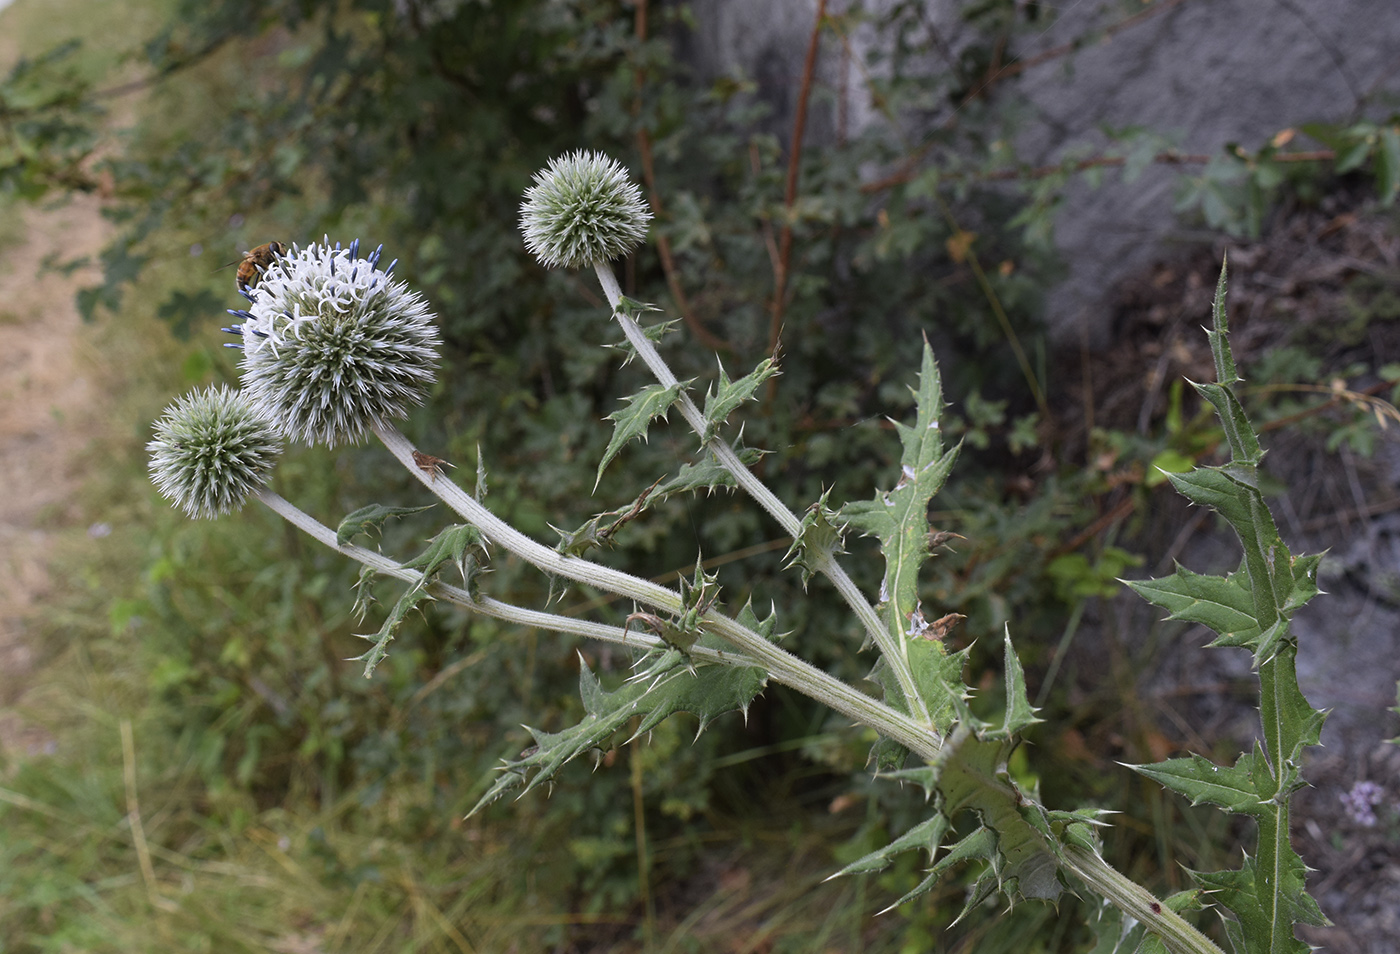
(701, 356), (779, 443)
(614, 295), (663, 322)
(655, 443), (767, 497)
(353, 525), (490, 676)
(404, 524), (489, 590)
(867, 644), (968, 766)
(468, 652), (766, 815)
(352, 577), (430, 678)
(595, 381), (688, 488)
(733, 599), (782, 642)
(1129, 749), (1273, 817)
(1193, 856), (1325, 954)
(839, 338), (960, 721)
(885, 826), (997, 915)
(783, 490), (846, 588)
(1126, 563), (1261, 646)
(1125, 261), (1328, 950)
(336, 502), (435, 546)
(827, 814), (949, 879)
(1206, 258), (1239, 388)
(995, 628), (1041, 738)
(553, 478), (663, 557)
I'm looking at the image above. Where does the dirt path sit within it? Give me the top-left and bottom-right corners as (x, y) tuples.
(0, 197), (113, 753)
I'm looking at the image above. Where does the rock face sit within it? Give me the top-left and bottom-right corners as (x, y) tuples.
(678, 0), (1400, 342)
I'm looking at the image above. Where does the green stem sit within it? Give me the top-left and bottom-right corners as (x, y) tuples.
(591, 261), (932, 729)
(1060, 846), (1227, 954)
(253, 487), (738, 660)
(370, 423), (944, 760)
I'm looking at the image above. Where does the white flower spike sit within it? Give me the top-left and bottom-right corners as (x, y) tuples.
(230, 239), (441, 447)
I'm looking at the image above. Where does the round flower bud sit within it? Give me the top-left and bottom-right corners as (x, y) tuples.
(235, 239), (441, 447)
(148, 385), (283, 518)
(519, 151), (652, 269)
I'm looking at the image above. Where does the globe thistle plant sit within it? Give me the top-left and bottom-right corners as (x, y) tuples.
(519, 151), (652, 269)
(147, 385), (283, 518)
(229, 239), (440, 447)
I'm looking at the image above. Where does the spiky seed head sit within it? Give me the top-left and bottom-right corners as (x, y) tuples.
(148, 385), (283, 518)
(237, 239), (441, 447)
(519, 151), (652, 269)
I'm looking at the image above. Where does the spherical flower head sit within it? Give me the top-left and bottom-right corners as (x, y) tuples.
(520, 151), (652, 269)
(235, 240), (441, 447)
(148, 385), (283, 518)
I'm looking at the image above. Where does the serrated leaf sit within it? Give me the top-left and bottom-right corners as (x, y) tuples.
(595, 381), (687, 488)
(783, 491), (846, 587)
(828, 814), (948, 879)
(1127, 261), (1329, 950)
(867, 644), (968, 755)
(882, 826), (998, 915)
(1193, 856), (1325, 954)
(655, 443), (767, 497)
(922, 726), (1064, 906)
(469, 652), (766, 815)
(733, 598), (782, 642)
(352, 577), (430, 678)
(404, 524), (488, 588)
(353, 525), (490, 677)
(1129, 750), (1272, 816)
(840, 339), (960, 715)
(996, 629), (1041, 738)
(701, 356), (778, 443)
(1206, 258), (1240, 387)
(336, 502), (435, 545)
(1085, 900), (1150, 954)
(553, 478), (664, 557)
(614, 295), (663, 322)
(1126, 563), (1261, 645)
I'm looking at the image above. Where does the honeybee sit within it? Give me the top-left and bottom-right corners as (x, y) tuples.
(224, 242), (287, 290)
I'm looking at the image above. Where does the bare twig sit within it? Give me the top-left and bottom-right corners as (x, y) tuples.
(766, 0), (827, 369)
(631, 0), (732, 354)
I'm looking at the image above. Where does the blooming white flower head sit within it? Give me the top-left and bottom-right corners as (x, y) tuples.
(227, 239), (441, 447)
(519, 151), (652, 269)
(148, 385), (283, 518)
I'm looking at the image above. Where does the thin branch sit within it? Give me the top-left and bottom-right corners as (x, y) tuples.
(766, 0), (827, 365)
(631, 0), (732, 354)
(960, 0), (1193, 101)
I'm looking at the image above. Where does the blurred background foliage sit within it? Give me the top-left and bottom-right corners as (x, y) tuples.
(2, 0), (1398, 950)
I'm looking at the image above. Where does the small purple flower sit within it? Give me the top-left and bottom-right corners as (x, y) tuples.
(1340, 780), (1385, 827)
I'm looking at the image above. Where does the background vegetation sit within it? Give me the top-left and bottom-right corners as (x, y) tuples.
(2, 0), (1398, 950)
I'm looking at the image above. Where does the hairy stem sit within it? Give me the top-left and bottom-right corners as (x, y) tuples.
(1060, 846), (1227, 954)
(371, 423), (944, 759)
(591, 261), (932, 728)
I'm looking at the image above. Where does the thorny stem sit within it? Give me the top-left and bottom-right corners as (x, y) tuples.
(592, 262), (933, 730)
(253, 487), (717, 660)
(370, 423), (944, 760)
(1059, 846), (1227, 954)
(256, 449), (1219, 953)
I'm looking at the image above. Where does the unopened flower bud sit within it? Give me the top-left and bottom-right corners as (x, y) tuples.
(148, 385), (282, 518)
(519, 151), (652, 269)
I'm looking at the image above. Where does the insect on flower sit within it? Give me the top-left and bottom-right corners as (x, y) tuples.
(412, 450), (453, 480)
(220, 242), (287, 290)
